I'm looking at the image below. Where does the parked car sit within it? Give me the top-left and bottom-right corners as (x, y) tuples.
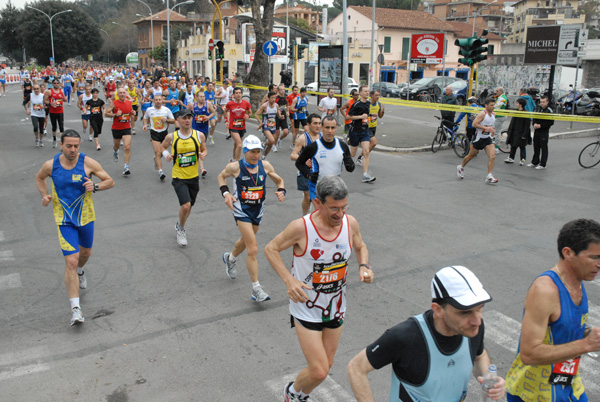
(371, 82), (403, 97)
(400, 76), (460, 100)
(306, 77), (359, 94)
(447, 79), (468, 105)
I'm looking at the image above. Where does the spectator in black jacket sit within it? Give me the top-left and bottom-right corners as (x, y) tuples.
(440, 86), (458, 129)
(528, 95), (554, 169)
(504, 98), (531, 165)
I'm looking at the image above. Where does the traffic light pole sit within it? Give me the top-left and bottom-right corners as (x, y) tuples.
(294, 44), (297, 86)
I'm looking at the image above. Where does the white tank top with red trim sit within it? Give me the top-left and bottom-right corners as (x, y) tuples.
(290, 212), (352, 323)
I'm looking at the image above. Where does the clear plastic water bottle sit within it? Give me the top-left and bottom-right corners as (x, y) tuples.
(481, 364), (498, 402)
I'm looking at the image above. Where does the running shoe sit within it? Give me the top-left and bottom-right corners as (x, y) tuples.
(39, 140), (44, 147)
(456, 165), (464, 179)
(283, 382), (305, 402)
(52, 140), (57, 148)
(223, 252), (237, 279)
(504, 157), (514, 163)
(209, 135), (214, 145)
(526, 163), (538, 168)
(70, 307), (84, 326)
(272, 144), (278, 153)
(535, 165), (546, 170)
(97, 144), (101, 151)
(225, 133), (231, 140)
(356, 155), (363, 166)
(175, 223), (187, 247)
(78, 271), (87, 289)
(132, 128), (136, 135)
(123, 166), (131, 175)
(159, 172), (166, 181)
(35, 139), (39, 147)
(201, 168), (207, 178)
(485, 174), (498, 184)
(362, 174), (376, 183)
(519, 159), (525, 166)
(251, 285), (271, 302)
(44, 129), (48, 136)
(290, 142), (295, 150)
(113, 150), (119, 162)
(277, 138), (282, 148)
(89, 135), (93, 142)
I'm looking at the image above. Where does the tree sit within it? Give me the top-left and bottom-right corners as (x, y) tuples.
(18, 1), (103, 64)
(245, 0), (277, 109)
(0, 1), (23, 62)
(288, 17), (314, 32)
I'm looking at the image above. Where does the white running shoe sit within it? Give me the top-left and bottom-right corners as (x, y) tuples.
(223, 252), (237, 279)
(504, 157), (514, 163)
(78, 271), (87, 289)
(526, 163), (538, 168)
(209, 135), (214, 145)
(175, 223), (187, 247)
(272, 144), (278, 153)
(519, 159), (525, 166)
(456, 165), (464, 179)
(535, 165), (546, 170)
(88, 135), (93, 142)
(251, 285), (271, 302)
(70, 307), (84, 326)
(485, 174), (498, 184)
(362, 174), (376, 183)
(52, 140), (57, 148)
(35, 139), (39, 147)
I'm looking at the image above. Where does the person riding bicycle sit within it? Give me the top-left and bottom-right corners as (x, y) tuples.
(440, 86), (458, 131)
(456, 96), (481, 141)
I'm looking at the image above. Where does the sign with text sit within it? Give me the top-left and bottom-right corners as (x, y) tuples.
(318, 45), (343, 94)
(242, 24), (289, 64)
(524, 24), (583, 65)
(410, 33), (444, 64)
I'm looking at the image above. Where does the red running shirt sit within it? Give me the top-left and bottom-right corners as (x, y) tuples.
(226, 100), (251, 130)
(111, 99), (133, 130)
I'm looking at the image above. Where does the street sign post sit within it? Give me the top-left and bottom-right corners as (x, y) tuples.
(263, 40), (278, 57)
(377, 53), (384, 64)
(208, 38), (214, 51)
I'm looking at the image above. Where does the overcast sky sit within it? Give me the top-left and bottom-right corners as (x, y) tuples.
(0, 0), (334, 11)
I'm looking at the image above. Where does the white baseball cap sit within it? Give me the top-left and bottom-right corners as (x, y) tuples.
(431, 266), (491, 310)
(242, 135), (263, 153)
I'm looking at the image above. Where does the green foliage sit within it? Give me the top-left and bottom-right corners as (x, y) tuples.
(589, 26), (599, 40)
(18, 1), (102, 64)
(151, 44), (167, 61)
(288, 17), (314, 32)
(0, 1), (23, 61)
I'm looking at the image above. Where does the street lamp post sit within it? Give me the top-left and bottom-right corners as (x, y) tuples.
(472, 0), (498, 35)
(167, 0), (194, 70)
(112, 21), (131, 53)
(100, 29), (110, 63)
(27, 6), (72, 65)
(135, 0), (154, 53)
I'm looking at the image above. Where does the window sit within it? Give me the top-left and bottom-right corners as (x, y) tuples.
(384, 36), (391, 53)
(488, 44), (495, 55)
(402, 37), (410, 60)
(359, 63), (369, 84)
(348, 62), (354, 78)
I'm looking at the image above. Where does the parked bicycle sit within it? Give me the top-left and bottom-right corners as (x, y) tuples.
(578, 133), (600, 168)
(494, 130), (511, 153)
(432, 116), (470, 157)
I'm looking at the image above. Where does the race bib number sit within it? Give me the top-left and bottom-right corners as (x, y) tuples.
(299, 106), (306, 114)
(233, 118), (244, 128)
(312, 261), (348, 293)
(33, 104), (43, 111)
(119, 113), (130, 123)
(55, 99), (63, 106)
(152, 116), (165, 130)
(177, 151), (197, 167)
(195, 115), (207, 123)
(66, 80), (71, 84)
(170, 100), (178, 106)
(327, 109), (335, 115)
(241, 186), (264, 204)
(91, 106), (101, 114)
(549, 358), (580, 386)
(370, 114), (378, 123)
(267, 118), (276, 129)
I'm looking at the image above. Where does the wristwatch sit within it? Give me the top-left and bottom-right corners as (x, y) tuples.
(93, 183), (99, 193)
(359, 263), (371, 270)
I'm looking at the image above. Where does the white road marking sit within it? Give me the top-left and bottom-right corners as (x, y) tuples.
(0, 273), (22, 290)
(0, 250), (15, 261)
(484, 309), (600, 396)
(266, 373), (356, 402)
(0, 363), (50, 382)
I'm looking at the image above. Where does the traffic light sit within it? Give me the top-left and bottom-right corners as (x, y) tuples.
(297, 43), (308, 60)
(208, 49), (212, 60)
(455, 30), (489, 67)
(288, 40), (296, 61)
(163, 47), (168, 61)
(216, 41), (225, 59)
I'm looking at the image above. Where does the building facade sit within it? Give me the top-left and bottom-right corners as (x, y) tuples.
(509, 0), (585, 43)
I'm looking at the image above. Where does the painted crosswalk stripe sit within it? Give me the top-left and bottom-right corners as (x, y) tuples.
(0, 273), (22, 290)
(266, 374), (355, 402)
(484, 309), (600, 397)
(0, 250), (15, 261)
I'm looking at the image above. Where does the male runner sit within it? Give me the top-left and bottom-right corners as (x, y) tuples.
(255, 91), (282, 158)
(35, 130), (115, 325)
(357, 90), (384, 167)
(105, 86), (135, 175)
(77, 85), (93, 142)
(86, 88), (105, 151)
(21, 74), (33, 112)
(317, 88), (337, 118)
(340, 89), (359, 136)
(44, 78), (66, 148)
(218, 135), (285, 302)
(291, 113), (323, 215)
(264, 175), (373, 402)
(188, 91), (214, 177)
(506, 219), (600, 402)
(126, 78), (140, 134)
(0, 65), (7, 96)
(164, 79), (181, 119)
(347, 265), (505, 402)
(347, 85), (376, 183)
(61, 68), (74, 105)
(105, 76), (117, 101)
(216, 79), (233, 124)
(26, 83), (46, 147)
(286, 86), (300, 144)
(225, 87), (252, 162)
(160, 109), (207, 247)
(275, 84), (290, 151)
(143, 93), (175, 181)
(289, 87), (309, 148)
(457, 97), (498, 184)
(204, 82), (217, 144)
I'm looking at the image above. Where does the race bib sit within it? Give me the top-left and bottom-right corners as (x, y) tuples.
(119, 113), (130, 123)
(91, 106), (101, 114)
(549, 358), (580, 386)
(299, 106), (306, 114)
(177, 151), (197, 167)
(55, 99), (63, 106)
(327, 109), (335, 115)
(194, 115), (207, 123)
(312, 260), (348, 293)
(233, 118), (244, 128)
(152, 116), (165, 130)
(33, 104), (43, 111)
(241, 186), (264, 204)
(267, 118), (276, 129)
(370, 114), (378, 123)
(170, 100), (178, 106)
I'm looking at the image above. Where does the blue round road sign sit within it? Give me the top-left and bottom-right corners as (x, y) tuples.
(263, 41), (278, 57)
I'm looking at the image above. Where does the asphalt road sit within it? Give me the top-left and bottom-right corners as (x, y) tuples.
(1, 84), (600, 402)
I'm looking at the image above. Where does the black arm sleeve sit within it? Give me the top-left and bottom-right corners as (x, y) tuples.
(295, 142), (319, 178)
(339, 141), (355, 172)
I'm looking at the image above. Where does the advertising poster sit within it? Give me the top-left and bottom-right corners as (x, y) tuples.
(242, 23), (289, 64)
(309, 42), (330, 67)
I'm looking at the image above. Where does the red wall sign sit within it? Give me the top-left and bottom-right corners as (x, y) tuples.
(410, 33), (445, 64)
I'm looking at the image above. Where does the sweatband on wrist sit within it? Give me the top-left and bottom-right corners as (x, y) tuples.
(220, 185), (230, 197)
(162, 150), (170, 158)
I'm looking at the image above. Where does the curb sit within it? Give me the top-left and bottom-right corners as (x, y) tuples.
(375, 128), (600, 153)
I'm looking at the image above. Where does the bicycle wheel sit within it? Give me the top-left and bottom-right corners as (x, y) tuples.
(453, 133), (470, 158)
(496, 130), (510, 153)
(578, 141), (600, 168)
(431, 127), (445, 153)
